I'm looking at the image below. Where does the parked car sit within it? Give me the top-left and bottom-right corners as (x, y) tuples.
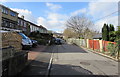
(18, 32), (33, 49)
(55, 38), (62, 45)
(31, 40), (38, 47)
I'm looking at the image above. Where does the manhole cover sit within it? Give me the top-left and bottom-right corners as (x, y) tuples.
(80, 62), (90, 66)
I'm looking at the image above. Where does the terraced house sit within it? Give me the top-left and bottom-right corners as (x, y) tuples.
(18, 16), (30, 35)
(0, 4), (47, 35)
(30, 23), (47, 33)
(38, 25), (47, 33)
(0, 4), (18, 29)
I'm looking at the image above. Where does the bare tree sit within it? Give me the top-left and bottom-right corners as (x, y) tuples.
(65, 15), (94, 39)
(83, 28), (97, 39)
(63, 28), (78, 39)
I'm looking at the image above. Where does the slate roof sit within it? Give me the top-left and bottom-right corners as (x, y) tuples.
(93, 34), (102, 39)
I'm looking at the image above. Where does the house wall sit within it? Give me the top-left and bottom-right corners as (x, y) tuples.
(1, 5), (18, 22)
(17, 17), (31, 35)
(30, 25), (39, 32)
(30, 25), (47, 33)
(1, 5), (18, 29)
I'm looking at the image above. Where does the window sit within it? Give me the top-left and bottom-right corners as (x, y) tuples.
(10, 23), (12, 27)
(3, 20), (7, 27)
(10, 11), (16, 17)
(2, 7), (8, 14)
(24, 21), (26, 27)
(6, 22), (10, 28)
(23, 21), (24, 27)
(2, 20), (5, 27)
(2, 8), (4, 13)
(23, 28), (27, 31)
(18, 19), (20, 25)
(21, 20), (24, 26)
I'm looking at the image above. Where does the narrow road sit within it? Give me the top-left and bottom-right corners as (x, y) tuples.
(50, 44), (118, 76)
(18, 44), (118, 76)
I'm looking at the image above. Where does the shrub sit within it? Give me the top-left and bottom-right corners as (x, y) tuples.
(107, 43), (118, 57)
(36, 39), (48, 45)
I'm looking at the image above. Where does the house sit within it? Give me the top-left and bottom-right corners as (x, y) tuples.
(29, 22), (39, 32)
(0, 4), (18, 29)
(0, 4), (48, 35)
(93, 33), (102, 40)
(29, 23), (47, 33)
(18, 16), (30, 35)
(38, 25), (47, 33)
(53, 32), (63, 38)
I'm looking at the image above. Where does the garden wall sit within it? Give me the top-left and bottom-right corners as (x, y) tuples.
(67, 38), (119, 60)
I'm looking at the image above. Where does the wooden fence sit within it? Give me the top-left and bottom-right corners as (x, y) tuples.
(67, 38), (119, 60)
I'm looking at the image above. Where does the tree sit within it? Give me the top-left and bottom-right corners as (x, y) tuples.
(116, 26), (120, 40)
(83, 28), (97, 39)
(109, 31), (116, 42)
(109, 24), (115, 32)
(109, 24), (116, 42)
(65, 15), (93, 39)
(47, 30), (53, 33)
(63, 28), (78, 39)
(102, 23), (109, 41)
(114, 26), (120, 59)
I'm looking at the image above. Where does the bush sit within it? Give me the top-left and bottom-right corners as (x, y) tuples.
(107, 43), (118, 57)
(36, 39), (48, 45)
(29, 31), (53, 45)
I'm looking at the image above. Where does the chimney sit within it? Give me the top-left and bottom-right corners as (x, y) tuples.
(21, 15), (24, 19)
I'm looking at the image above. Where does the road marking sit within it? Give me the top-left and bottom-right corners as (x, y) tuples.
(46, 45), (54, 77)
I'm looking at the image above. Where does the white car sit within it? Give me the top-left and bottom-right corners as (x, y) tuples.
(18, 32), (33, 49)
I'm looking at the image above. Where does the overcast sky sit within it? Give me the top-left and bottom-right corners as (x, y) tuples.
(1, 1), (118, 33)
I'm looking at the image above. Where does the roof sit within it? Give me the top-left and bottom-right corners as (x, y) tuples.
(93, 34), (102, 39)
(38, 25), (47, 30)
(18, 17), (47, 30)
(53, 32), (63, 35)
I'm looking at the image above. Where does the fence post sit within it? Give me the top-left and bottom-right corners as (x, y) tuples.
(79, 39), (80, 46)
(92, 40), (94, 50)
(86, 39), (89, 48)
(99, 40), (103, 52)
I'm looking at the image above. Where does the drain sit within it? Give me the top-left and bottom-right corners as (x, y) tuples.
(80, 62), (90, 66)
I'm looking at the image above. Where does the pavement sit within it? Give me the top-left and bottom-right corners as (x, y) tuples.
(18, 44), (119, 76)
(18, 45), (53, 76)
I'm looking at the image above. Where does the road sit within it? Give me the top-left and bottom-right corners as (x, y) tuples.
(50, 44), (118, 76)
(19, 44), (118, 76)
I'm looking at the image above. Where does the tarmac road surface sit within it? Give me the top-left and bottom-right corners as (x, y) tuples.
(18, 44), (118, 77)
(50, 44), (118, 76)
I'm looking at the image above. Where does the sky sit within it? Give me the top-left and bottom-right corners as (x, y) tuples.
(0, 1), (118, 33)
